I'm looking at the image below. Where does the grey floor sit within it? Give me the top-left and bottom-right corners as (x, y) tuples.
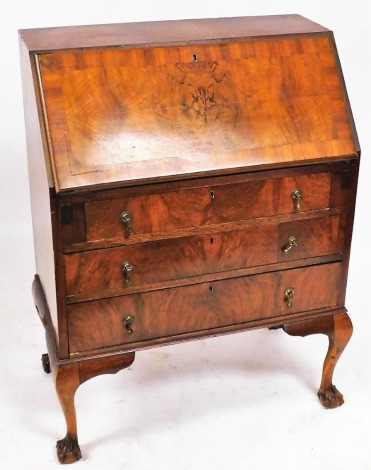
(1, 2), (371, 469)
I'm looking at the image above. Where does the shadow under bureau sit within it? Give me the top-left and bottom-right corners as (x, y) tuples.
(19, 15), (360, 464)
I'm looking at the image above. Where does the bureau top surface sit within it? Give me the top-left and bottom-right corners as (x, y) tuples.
(20, 15), (359, 193)
(19, 15), (329, 51)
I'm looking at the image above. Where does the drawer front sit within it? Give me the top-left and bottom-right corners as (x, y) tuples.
(65, 215), (344, 300)
(84, 172), (331, 244)
(68, 263), (342, 354)
(278, 214), (344, 261)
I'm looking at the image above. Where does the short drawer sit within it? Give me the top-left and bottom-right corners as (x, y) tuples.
(67, 262), (342, 355)
(65, 215), (344, 301)
(82, 172), (331, 244)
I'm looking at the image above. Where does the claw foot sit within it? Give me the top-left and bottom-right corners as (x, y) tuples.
(56, 433), (82, 464)
(317, 384), (344, 409)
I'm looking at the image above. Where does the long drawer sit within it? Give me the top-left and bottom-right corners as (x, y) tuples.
(65, 214), (344, 300)
(67, 263), (342, 355)
(82, 172), (331, 244)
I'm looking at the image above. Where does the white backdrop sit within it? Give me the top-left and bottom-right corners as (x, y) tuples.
(1, 2), (370, 469)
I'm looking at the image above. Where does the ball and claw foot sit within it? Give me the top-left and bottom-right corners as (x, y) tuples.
(41, 353), (51, 374)
(317, 384), (344, 409)
(56, 433), (82, 464)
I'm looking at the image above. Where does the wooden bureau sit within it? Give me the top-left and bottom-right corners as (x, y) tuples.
(19, 15), (359, 464)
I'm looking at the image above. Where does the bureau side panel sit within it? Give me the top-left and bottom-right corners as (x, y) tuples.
(337, 159), (359, 307)
(19, 40), (61, 351)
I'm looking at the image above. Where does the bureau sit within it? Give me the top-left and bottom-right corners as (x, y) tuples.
(19, 15), (360, 464)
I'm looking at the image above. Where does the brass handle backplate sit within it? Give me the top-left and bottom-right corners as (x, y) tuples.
(291, 189), (302, 211)
(123, 315), (134, 334)
(122, 261), (133, 285)
(282, 235), (299, 254)
(284, 287), (295, 308)
(120, 211), (133, 236)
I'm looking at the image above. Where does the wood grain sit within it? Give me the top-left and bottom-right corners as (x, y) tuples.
(65, 215), (344, 300)
(21, 15), (359, 462)
(278, 214), (344, 261)
(35, 34), (356, 192)
(284, 311), (352, 409)
(68, 263), (342, 354)
(19, 15), (329, 52)
(83, 172), (331, 245)
(19, 40), (63, 351)
(65, 224), (277, 298)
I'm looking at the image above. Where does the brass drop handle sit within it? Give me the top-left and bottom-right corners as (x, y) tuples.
(282, 235), (299, 254)
(291, 189), (302, 211)
(120, 211), (133, 236)
(284, 287), (295, 308)
(122, 261), (133, 285)
(123, 315), (134, 334)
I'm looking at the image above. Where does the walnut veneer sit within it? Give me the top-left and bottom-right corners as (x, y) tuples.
(19, 15), (359, 464)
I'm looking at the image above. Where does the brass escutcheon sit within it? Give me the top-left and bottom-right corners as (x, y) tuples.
(284, 287), (295, 308)
(282, 235), (299, 254)
(122, 261), (133, 285)
(120, 211), (133, 236)
(123, 315), (134, 334)
(291, 189), (302, 211)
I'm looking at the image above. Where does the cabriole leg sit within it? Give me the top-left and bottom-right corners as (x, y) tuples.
(52, 353), (135, 464)
(55, 363), (81, 464)
(32, 274), (136, 463)
(283, 311), (353, 409)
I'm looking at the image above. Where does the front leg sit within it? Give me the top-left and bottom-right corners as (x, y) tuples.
(52, 352), (135, 463)
(33, 272), (136, 463)
(54, 363), (81, 464)
(53, 353), (135, 464)
(283, 311), (353, 409)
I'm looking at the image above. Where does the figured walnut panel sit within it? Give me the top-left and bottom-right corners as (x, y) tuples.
(65, 224), (278, 298)
(278, 215), (345, 261)
(83, 172), (331, 245)
(213, 172), (331, 219)
(85, 186), (214, 242)
(65, 214), (344, 300)
(37, 36), (357, 192)
(67, 263), (342, 354)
